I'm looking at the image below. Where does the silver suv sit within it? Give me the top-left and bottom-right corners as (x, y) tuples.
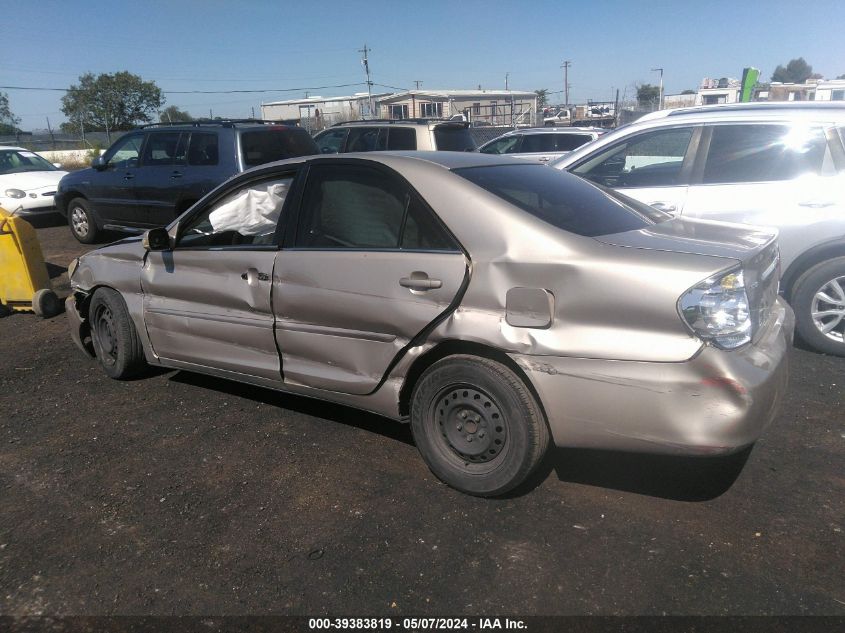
(553, 102), (845, 356)
(479, 127), (605, 163)
(313, 119), (477, 153)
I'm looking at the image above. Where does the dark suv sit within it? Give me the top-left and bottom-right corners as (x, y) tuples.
(56, 119), (318, 243)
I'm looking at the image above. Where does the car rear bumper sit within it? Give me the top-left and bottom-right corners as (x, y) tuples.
(512, 297), (794, 455)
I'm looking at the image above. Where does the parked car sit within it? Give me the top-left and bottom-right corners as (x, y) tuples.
(313, 119), (476, 154)
(55, 120), (318, 244)
(0, 146), (67, 216)
(552, 102), (845, 356)
(478, 127), (606, 163)
(65, 152), (792, 496)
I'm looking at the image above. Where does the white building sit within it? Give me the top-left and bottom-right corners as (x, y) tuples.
(377, 90), (538, 126)
(812, 79), (845, 101)
(261, 92), (391, 126)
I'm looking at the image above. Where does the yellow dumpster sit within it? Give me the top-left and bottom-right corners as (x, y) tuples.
(0, 206), (61, 318)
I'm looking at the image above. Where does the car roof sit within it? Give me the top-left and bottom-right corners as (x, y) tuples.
(635, 101), (845, 124)
(0, 146), (28, 152)
(499, 127), (603, 137)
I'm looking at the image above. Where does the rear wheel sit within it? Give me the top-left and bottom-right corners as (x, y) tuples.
(89, 288), (147, 379)
(792, 257), (845, 356)
(68, 198), (99, 244)
(410, 355), (549, 497)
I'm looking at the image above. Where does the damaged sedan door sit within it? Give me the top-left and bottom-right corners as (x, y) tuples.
(140, 173), (295, 380)
(274, 161), (467, 395)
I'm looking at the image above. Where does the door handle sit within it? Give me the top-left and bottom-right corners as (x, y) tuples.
(649, 201), (677, 214)
(241, 269), (269, 284)
(170, 171), (183, 179)
(400, 273), (442, 291)
(123, 173), (135, 180)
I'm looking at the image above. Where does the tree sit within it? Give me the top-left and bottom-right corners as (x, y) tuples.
(534, 89), (549, 110)
(636, 83), (660, 108)
(680, 89), (696, 95)
(771, 58), (815, 84)
(159, 105), (193, 123)
(837, 74), (845, 80)
(0, 92), (21, 135)
(60, 72), (164, 141)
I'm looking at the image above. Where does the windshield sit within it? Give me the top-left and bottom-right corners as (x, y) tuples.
(454, 163), (664, 237)
(0, 150), (58, 175)
(433, 125), (476, 151)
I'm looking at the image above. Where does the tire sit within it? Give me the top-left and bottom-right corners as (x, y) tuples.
(67, 197), (100, 244)
(89, 288), (147, 379)
(791, 256), (845, 357)
(32, 289), (61, 318)
(410, 355), (550, 497)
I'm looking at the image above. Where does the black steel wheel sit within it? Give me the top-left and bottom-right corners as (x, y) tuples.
(89, 288), (146, 379)
(411, 355), (549, 497)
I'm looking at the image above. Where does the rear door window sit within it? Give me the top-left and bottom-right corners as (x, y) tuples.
(387, 127), (417, 150)
(571, 127), (695, 188)
(346, 127), (386, 152)
(241, 128), (319, 167)
(702, 124), (828, 184)
(455, 164), (660, 237)
(520, 134), (558, 153)
(433, 125), (476, 151)
(555, 134), (593, 151)
(187, 132), (219, 166)
(141, 132), (183, 166)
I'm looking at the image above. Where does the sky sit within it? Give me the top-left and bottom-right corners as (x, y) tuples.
(3, 0), (845, 131)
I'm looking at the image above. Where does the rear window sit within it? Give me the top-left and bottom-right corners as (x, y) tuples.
(454, 164), (661, 237)
(240, 128), (318, 167)
(433, 125), (476, 151)
(555, 134), (593, 151)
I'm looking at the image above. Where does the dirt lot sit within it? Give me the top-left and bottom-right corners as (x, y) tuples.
(1, 217), (843, 616)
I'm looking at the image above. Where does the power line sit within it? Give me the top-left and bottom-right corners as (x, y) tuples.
(0, 82), (369, 95)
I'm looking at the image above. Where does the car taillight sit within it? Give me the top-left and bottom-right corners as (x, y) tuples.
(679, 267), (751, 350)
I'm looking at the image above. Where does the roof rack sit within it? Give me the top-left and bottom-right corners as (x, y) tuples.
(141, 118), (299, 129)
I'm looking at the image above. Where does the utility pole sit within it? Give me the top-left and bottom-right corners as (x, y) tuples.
(561, 60), (571, 109)
(46, 117), (55, 150)
(505, 72), (509, 91)
(651, 67), (664, 110)
(359, 44), (374, 119)
(414, 80), (422, 90)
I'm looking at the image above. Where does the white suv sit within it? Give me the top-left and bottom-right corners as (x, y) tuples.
(313, 119), (477, 154)
(553, 102), (845, 356)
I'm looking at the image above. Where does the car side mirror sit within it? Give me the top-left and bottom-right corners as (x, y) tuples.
(142, 227), (173, 251)
(91, 156), (106, 170)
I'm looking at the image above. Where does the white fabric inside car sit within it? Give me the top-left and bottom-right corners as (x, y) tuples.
(208, 180), (291, 236)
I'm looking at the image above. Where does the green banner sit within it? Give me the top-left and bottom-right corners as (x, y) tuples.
(740, 67), (759, 102)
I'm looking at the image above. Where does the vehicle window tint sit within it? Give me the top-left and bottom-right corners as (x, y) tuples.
(105, 135), (142, 169)
(142, 132), (182, 166)
(703, 125), (827, 184)
(520, 134), (558, 153)
(296, 165), (405, 249)
(555, 134), (592, 151)
(188, 132), (219, 166)
(480, 136), (520, 154)
(346, 127), (386, 152)
(241, 128), (318, 167)
(314, 128), (348, 154)
(178, 176), (293, 248)
(433, 125), (476, 151)
(401, 195), (459, 251)
(455, 164), (659, 237)
(572, 127), (693, 188)
(387, 127), (417, 150)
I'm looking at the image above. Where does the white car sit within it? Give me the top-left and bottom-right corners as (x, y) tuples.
(478, 127), (605, 163)
(0, 146), (67, 216)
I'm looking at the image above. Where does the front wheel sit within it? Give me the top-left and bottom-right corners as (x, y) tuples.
(67, 197), (100, 244)
(410, 355), (549, 497)
(792, 257), (845, 356)
(89, 288), (147, 379)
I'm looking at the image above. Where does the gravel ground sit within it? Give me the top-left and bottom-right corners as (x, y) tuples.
(0, 216), (843, 616)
